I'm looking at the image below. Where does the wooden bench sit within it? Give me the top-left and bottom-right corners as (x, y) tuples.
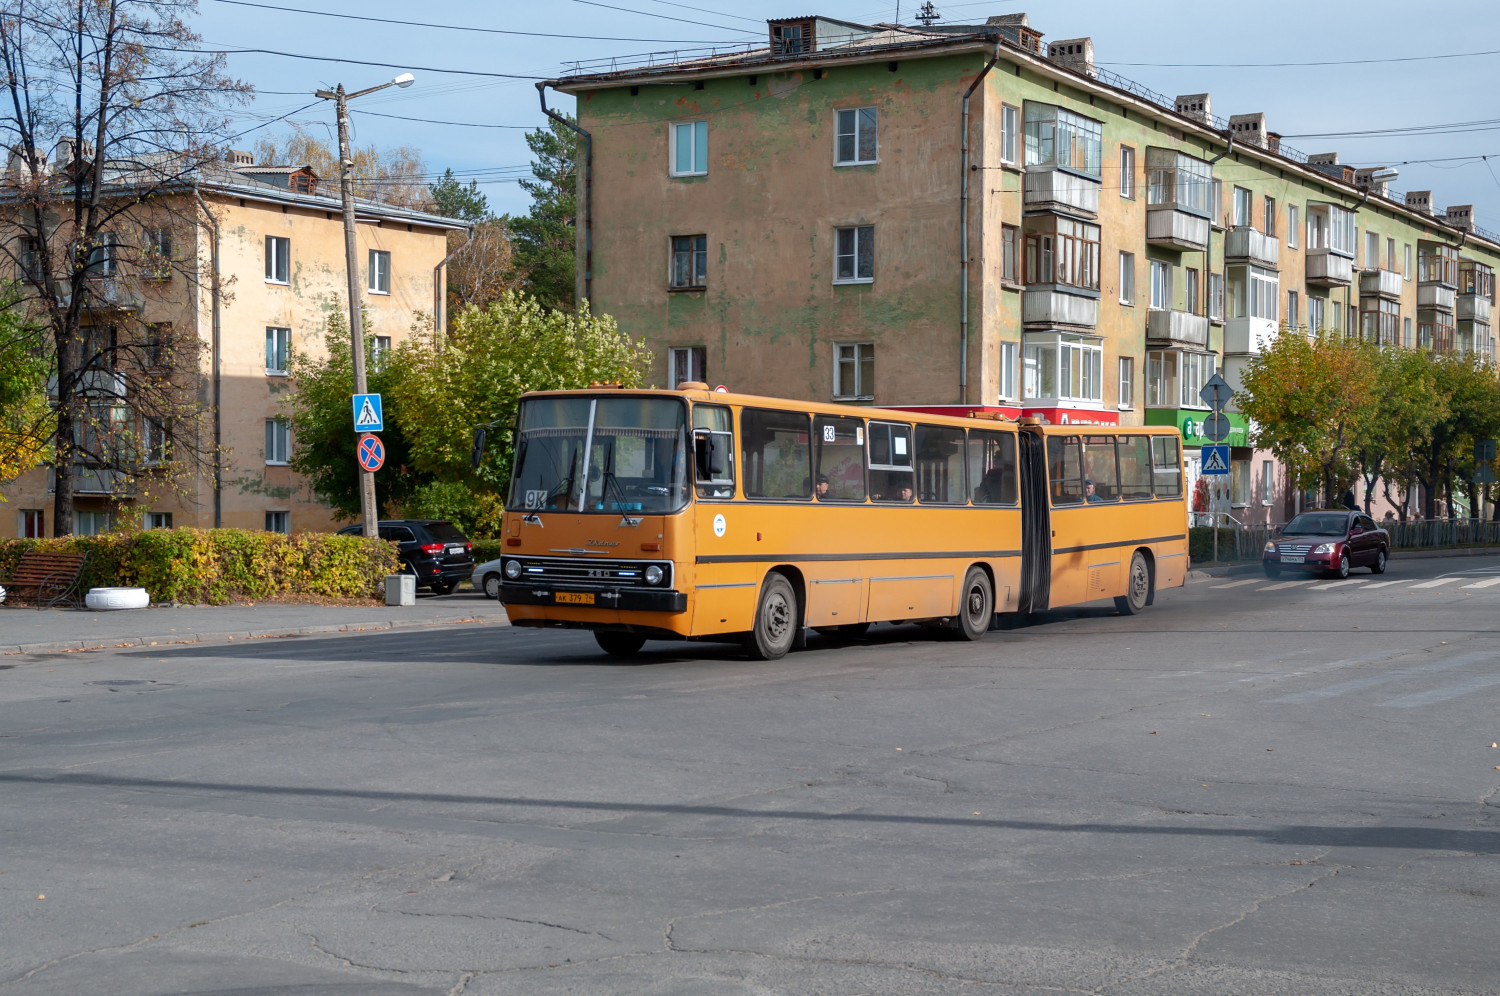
(0, 550), (89, 609)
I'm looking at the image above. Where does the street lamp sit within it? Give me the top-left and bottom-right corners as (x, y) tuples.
(315, 73), (416, 539)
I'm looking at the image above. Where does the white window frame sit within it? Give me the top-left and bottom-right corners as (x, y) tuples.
(87, 233), (116, 277)
(1404, 243), (1413, 280)
(368, 249), (391, 295)
(1403, 316), (1412, 347)
(1288, 204), (1299, 249)
(265, 510), (290, 534)
(265, 235), (289, 284)
(833, 341), (875, 401)
(372, 335), (392, 372)
(833, 225), (874, 284)
(1119, 145), (1135, 200)
(1233, 186), (1253, 228)
(834, 106), (878, 166)
(74, 510), (113, 536)
(265, 418), (290, 466)
(1149, 259), (1173, 311)
(1023, 332), (1103, 405)
(1308, 296), (1326, 333)
(998, 340), (1018, 401)
(1000, 104), (1020, 165)
(669, 120), (708, 177)
(1261, 460), (1275, 505)
(1264, 195), (1277, 238)
(1118, 251), (1135, 305)
(145, 512), (173, 530)
(266, 326), (290, 376)
(1117, 355), (1134, 409)
(1287, 290), (1299, 329)
(1208, 272), (1224, 321)
(18, 509), (43, 538)
(669, 346), (707, 388)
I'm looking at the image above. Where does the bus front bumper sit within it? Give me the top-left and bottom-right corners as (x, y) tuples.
(499, 583), (688, 613)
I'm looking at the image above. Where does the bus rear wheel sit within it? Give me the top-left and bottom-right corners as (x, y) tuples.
(746, 573), (798, 660)
(953, 566), (993, 641)
(595, 631), (646, 658)
(1114, 552), (1152, 615)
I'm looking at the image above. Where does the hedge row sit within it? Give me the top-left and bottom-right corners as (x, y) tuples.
(0, 529), (400, 605)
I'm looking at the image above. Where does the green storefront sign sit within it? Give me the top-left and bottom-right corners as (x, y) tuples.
(1144, 408), (1251, 448)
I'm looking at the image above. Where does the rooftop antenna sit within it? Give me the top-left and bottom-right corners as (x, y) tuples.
(916, 1), (940, 26)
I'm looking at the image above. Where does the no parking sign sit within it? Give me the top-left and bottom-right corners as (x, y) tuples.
(357, 433), (385, 473)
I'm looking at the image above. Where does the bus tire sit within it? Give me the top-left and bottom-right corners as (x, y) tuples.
(595, 631), (646, 657)
(746, 573), (798, 660)
(953, 566), (993, 641)
(1114, 552), (1152, 615)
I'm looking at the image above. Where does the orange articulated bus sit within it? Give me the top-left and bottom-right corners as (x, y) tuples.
(496, 384), (1188, 659)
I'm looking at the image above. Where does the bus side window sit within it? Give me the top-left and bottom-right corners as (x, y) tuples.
(1152, 436), (1183, 498)
(814, 415), (867, 501)
(915, 425), (966, 503)
(692, 404), (736, 499)
(1118, 436), (1153, 500)
(968, 430), (1017, 505)
(741, 408), (812, 500)
(868, 421), (915, 502)
(1047, 435), (1085, 505)
(1081, 435), (1120, 502)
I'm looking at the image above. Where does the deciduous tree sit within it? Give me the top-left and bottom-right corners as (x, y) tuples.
(251, 124), (430, 209)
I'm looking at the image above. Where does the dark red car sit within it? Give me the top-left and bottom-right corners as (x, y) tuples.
(1263, 510), (1390, 579)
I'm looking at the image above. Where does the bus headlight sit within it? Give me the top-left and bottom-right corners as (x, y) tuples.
(503, 560), (522, 580)
(644, 565), (664, 585)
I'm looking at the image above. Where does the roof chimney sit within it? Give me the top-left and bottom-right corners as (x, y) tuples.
(1047, 37), (1096, 78)
(1228, 113), (1267, 149)
(1443, 204), (1474, 231)
(226, 149), (254, 167)
(986, 14), (1042, 54)
(1405, 190), (1432, 215)
(1174, 93), (1211, 125)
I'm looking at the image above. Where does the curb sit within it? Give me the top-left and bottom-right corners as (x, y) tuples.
(1189, 545), (1500, 578)
(1, 613), (508, 657)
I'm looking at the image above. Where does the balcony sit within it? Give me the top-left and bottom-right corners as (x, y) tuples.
(1458, 293), (1492, 323)
(1223, 316), (1278, 356)
(46, 369), (127, 398)
(1145, 207), (1210, 251)
(1305, 248), (1353, 287)
(1022, 287), (1099, 328)
(50, 276), (144, 312)
(1146, 309), (1209, 348)
(1023, 167), (1100, 217)
(1224, 227), (1279, 268)
(46, 466), (130, 495)
(1418, 284), (1456, 312)
(1359, 268), (1402, 299)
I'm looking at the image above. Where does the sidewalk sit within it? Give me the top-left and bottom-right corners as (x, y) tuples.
(1190, 545), (1500, 579)
(0, 590), (508, 655)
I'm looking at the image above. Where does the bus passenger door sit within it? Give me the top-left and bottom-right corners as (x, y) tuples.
(1017, 430), (1051, 613)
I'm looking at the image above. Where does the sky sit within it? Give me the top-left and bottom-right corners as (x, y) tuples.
(194, 0), (1500, 229)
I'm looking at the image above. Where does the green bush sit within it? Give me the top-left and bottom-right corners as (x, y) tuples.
(1189, 526), (1257, 565)
(470, 538), (503, 564)
(0, 529), (399, 604)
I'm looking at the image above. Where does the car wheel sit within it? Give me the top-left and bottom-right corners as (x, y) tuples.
(433, 581), (459, 596)
(1371, 548), (1387, 575)
(483, 573), (502, 600)
(746, 573), (798, 661)
(1263, 563), (1281, 579)
(1114, 551), (1152, 615)
(953, 566), (993, 641)
(595, 631), (646, 657)
(1333, 551), (1351, 579)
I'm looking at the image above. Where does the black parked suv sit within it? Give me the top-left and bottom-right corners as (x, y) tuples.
(338, 519), (474, 595)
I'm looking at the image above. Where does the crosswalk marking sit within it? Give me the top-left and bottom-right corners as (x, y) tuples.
(1462, 577), (1500, 589)
(1360, 580), (1407, 589)
(1309, 580), (1366, 591)
(1211, 578), (1263, 589)
(1380, 674), (1500, 708)
(1274, 651), (1492, 704)
(1259, 580), (1316, 591)
(1408, 577), (1464, 589)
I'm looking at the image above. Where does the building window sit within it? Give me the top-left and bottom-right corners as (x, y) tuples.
(1288, 205), (1299, 249)
(1000, 104), (1019, 164)
(1307, 203), (1356, 256)
(141, 418), (168, 465)
(145, 512), (173, 530)
(1119, 251), (1135, 304)
(265, 327), (290, 375)
(1308, 296), (1326, 333)
(1149, 259), (1173, 311)
(265, 235), (289, 284)
(1403, 316), (1412, 347)
(143, 227), (172, 279)
(371, 335), (391, 372)
(19, 236), (41, 281)
(1024, 332), (1103, 404)
(1261, 460), (1275, 505)
(18, 509), (43, 538)
(1119, 145), (1135, 199)
(1208, 272), (1223, 321)
(265, 418), (290, 465)
(670, 234), (707, 289)
(1211, 179), (1223, 226)
(1365, 231), (1379, 270)
(368, 249), (390, 294)
(1231, 458), (1250, 506)
(1023, 103), (1103, 176)
(1288, 290), (1299, 329)
(1227, 265), (1279, 320)
(1001, 224), (1019, 284)
(670, 120), (708, 177)
(75, 511), (113, 536)
(144, 323), (167, 368)
(1264, 195), (1277, 238)
(1387, 237), (1396, 272)
(1145, 149), (1211, 214)
(1118, 356), (1134, 409)
(670, 346), (707, 388)
(999, 341), (1018, 401)
(1233, 187), (1252, 228)
(834, 107), (877, 165)
(1185, 267), (1200, 315)
(834, 226), (874, 283)
(833, 342), (874, 400)
(1146, 349), (1216, 408)
(1024, 216), (1100, 290)
(1361, 297), (1400, 345)
(1404, 243), (1413, 280)
(265, 511), (290, 534)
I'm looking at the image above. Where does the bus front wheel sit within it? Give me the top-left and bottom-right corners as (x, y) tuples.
(1114, 552), (1152, 615)
(953, 566), (994, 641)
(595, 631), (646, 658)
(747, 573), (798, 660)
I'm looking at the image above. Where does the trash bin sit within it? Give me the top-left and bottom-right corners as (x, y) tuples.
(385, 573), (416, 606)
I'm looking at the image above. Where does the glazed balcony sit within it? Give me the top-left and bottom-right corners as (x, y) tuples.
(1359, 268), (1402, 300)
(1146, 309), (1209, 348)
(1022, 286), (1099, 328)
(45, 465), (130, 496)
(1224, 227), (1279, 268)
(1305, 248), (1353, 287)
(1145, 207), (1210, 252)
(1023, 167), (1100, 217)
(1223, 316), (1278, 356)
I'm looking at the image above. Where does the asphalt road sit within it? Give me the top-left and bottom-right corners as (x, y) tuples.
(2, 554), (1499, 995)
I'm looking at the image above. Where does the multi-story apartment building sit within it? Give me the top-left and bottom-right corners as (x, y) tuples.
(3, 153), (465, 537)
(550, 13), (1500, 524)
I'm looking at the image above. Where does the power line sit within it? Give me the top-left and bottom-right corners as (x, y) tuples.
(1101, 48), (1500, 69)
(178, 44), (549, 79)
(225, 100), (319, 143)
(561, 0), (756, 34)
(204, 0), (750, 43)
(631, 0), (765, 25)
(1282, 117), (1500, 140)
(353, 110), (538, 130)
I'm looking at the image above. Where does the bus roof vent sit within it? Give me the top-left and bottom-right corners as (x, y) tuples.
(676, 381), (709, 391)
(1018, 415), (1046, 426)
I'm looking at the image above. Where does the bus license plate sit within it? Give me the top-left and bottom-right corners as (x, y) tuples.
(555, 592), (595, 605)
(1281, 554), (1304, 564)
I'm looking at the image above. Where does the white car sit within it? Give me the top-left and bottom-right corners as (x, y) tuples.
(471, 558), (505, 600)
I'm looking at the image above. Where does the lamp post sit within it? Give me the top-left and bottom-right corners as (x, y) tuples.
(315, 72), (415, 538)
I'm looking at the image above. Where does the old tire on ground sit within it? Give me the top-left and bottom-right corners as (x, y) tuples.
(1114, 552), (1152, 615)
(746, 573), (798, 661)
(85, 587), (150, 611)
(482, 573), (502, 599)
(953, 566), (993, 641)
(1371, 548), (1388, 575)
(595, 631), (647, 657)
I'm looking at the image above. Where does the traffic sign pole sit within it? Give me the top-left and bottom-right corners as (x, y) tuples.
(1196, 374), (1236, 564)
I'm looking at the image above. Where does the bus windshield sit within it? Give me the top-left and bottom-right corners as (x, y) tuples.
(508, 396), (689, 514)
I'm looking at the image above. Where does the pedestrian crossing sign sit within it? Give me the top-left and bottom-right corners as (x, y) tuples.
(1201, 444), (1230, 475)
(352, 393), (383, 433)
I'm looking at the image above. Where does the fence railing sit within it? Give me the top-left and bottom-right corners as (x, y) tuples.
(1190, 517), (1500, 563)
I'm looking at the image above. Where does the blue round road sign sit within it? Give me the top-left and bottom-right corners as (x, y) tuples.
(357, 433), (385, 473)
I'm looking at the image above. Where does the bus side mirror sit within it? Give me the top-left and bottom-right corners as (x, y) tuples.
(471, 427), (486, 470)
(695, 434), (725, 478)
